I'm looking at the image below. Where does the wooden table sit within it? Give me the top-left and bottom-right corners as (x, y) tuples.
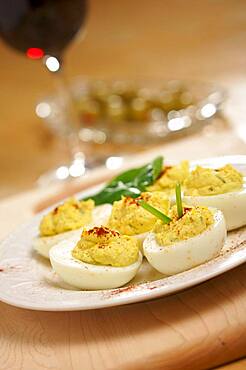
(0, 266), (245, 370)
(0, 1), (246, 368)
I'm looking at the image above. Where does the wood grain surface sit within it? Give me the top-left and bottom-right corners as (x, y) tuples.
(217, 360), (246, 370)
(0, 264), (245, 370)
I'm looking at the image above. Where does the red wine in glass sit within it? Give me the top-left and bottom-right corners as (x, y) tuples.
(0, 0), (90, 183)
(0, 0), (87, 58)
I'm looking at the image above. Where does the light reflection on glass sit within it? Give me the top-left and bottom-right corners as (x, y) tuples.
(45, 56), (60, 72)
(79, 129), (107, 144)
(168, 116), (191, 131)
(55, 158), (86, 180)
(200, 103), (216, 118)
(36, 102), (52, 118)
(79, 128), (93, 142)
(69, 159), (86, 177)
(106, 156), (124, 170)
(56, 166), (69, 180)
(93, 131), (106, 144)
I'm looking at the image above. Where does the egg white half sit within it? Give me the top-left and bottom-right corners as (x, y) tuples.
(183, 189), (246, 231)
(49, 240), (143, 290)
(134, 232), (148, 253)
(143, 208), (226, 275)
(33, 204), (112, 259)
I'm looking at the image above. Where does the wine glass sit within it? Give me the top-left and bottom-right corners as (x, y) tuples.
(0, 0), (89, 184)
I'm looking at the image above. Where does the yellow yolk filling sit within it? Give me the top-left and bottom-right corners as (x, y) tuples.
(148, 161), (189, 193)
(153, 205), (213, 246)
(107, 192), (170, 235)
(184, 164), (243, 196)
(72, 227), (139, 267)
(40, 198), (94, 236)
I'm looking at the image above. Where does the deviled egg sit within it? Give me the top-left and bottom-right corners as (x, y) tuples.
(183, 164), (246, 230)
(50, 226), (142, 290)
(143, 205), (226, 275)
(107, 192), (170, 247)
(33, 198), (112, 258)
(148, 160), (189, 194)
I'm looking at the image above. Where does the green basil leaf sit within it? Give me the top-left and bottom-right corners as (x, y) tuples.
(82, 156), (164, 205)
(152, 156), (164, 181)
(109, 167), (145, 185)
(132, 156), (163, 190)
(87, 184), (141, 206)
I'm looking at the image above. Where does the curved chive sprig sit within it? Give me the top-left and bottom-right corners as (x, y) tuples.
(175, 183), (183, 218)
(137, 183), (183, 223)
(138, 200), (172, 224)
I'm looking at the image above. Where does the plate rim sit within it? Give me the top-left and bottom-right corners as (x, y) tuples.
(0, 244), (245, 311)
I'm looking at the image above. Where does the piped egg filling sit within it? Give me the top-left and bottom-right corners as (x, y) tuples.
(153, 205), (213, 246)
(143, 206), (226, 275)
(40, 198), (94, 237)
(72, 227), (139, 267)
(183, 164), (246, 230)
(107, 192), (170, 236)
(148, 160), (189, 193)
(34, 199), (112, 259)
(49, 226), (142, 290)
(184, 164), (243, 196)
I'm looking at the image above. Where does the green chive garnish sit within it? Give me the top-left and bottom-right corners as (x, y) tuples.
(138, 200), (172, 224)
(175, 183), (183, 218)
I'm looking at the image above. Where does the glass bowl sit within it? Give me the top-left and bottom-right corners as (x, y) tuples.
(36, 77), (226, 145)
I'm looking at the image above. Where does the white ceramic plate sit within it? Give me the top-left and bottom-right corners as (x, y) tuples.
(0, 155), (245, 311)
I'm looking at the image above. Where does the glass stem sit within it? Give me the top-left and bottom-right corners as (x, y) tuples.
(56, 69), (85, 163)
(45, 56), (86, 167)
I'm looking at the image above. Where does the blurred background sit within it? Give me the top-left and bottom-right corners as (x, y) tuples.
(1, 0), (246, 198)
